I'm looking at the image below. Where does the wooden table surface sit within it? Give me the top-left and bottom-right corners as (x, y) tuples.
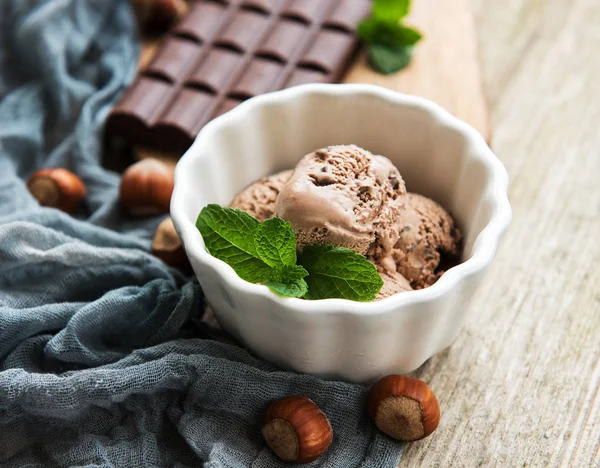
(400, 0), (600, 466)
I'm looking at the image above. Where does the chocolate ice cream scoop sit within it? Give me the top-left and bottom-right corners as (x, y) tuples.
(275, 145), (406, 254)
(368, 193), (462, 289)
(230, 169), (293, 222)
(375, 271), (413, 301)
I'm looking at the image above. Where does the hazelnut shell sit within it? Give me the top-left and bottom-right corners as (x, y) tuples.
(27, 168), (86, 213)
(119, 158), (174, 216)
(367, 374), (440, 441)
(152, 217), (192, 273)
(262, 395), (333, 463)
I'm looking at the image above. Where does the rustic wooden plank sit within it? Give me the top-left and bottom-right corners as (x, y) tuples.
(345, 0), (491, 142)
(399, 0), (600, 466)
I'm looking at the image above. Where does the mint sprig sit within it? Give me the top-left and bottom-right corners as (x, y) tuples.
(358, 0), (423, 75)
(196, 205), (383, 301)
(298, 245), (384, 302)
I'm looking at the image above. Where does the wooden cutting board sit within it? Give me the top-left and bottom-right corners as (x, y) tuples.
(345, 0), (491, 143)
(136, 0), (490, 162)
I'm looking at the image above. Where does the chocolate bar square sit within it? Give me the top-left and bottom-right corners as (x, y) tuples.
(106, 0), (371, 154)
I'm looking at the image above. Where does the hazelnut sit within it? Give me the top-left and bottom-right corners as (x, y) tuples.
(367, 375), (440, 441)
(262, 395), (333, 463)
(131, 0), (189, 34)
(119, 158), (174, 216)
(152, 217), (192, 273)
(27, 168), (86, 213)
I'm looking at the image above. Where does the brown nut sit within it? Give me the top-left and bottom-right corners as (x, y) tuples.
(119, 158), (174, 216)
(152, 217), (192, 273)
(27, 168), (86, 214)
(262, 395), (333, 464)
(131, 0), (188, 34)
(367, 375), (440, 441)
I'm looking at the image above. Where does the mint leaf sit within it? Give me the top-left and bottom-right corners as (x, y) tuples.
(359, 0), (422, 75)
(391, 25), (422, 45)
(198, 205), (260, 255)
(359, 19), (422, 48)
(196, 205), (271, 283)
(299, 245), (384, 301)
(254, 217), (296, 268)
(358, 18), (383, 44)
(266, 265), (309, 298)
(368, 43), (414, 75)
(373, 0), (410, 22)
(197, 205), (382, 301)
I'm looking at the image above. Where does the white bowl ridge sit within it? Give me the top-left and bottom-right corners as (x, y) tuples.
(171, 84), (512, 383)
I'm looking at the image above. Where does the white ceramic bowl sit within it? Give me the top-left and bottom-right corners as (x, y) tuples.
(171, 84), (511, 383)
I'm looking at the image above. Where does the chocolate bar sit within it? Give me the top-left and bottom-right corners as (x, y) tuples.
(106, 0), (371, 154)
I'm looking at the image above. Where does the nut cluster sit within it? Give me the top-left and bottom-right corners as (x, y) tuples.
(119, 157), (190, 270)
(26, 155), (189, 272)
(262, 375), (440, 463)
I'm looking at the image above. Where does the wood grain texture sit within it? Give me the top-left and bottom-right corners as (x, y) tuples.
(345, 0), (491, 142)
(399, 0), (600, 466)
